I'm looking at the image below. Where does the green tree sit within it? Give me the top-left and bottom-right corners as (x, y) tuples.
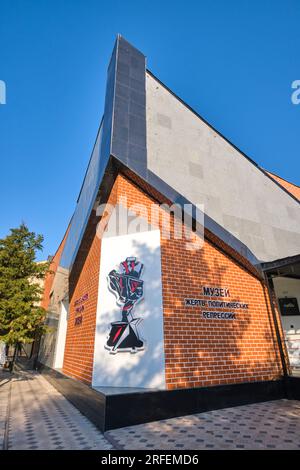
(0, 223), (49, 369)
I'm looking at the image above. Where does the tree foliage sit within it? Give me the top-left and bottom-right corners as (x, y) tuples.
(0, 223), (49, 345)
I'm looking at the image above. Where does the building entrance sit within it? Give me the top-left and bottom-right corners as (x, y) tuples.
(263, 256), (300, 376)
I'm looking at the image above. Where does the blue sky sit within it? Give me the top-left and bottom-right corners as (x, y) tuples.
(0, 0), (299, 259)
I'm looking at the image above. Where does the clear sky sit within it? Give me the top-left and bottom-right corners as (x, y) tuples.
(0, 0), (299, 260)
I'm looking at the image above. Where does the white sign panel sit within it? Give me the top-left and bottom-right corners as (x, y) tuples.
(92, 230), (166, 389)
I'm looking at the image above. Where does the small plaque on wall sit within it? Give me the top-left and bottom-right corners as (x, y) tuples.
(278, 298), (300, 316)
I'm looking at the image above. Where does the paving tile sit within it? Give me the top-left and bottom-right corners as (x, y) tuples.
(3, 370), (300, 450)
(106, 399), (300, 450)
(0, 370), (113, 450)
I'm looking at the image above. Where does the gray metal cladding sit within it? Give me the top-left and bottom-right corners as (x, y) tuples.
(59, 122), (105, 270)
(59, 35), (148, 270)
(111, 36), (147, 178)
(59, 34), (265, 273)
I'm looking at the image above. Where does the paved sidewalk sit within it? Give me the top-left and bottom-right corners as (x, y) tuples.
(106, 399), (300, 450)
(2, 369), (300, 450)
(0, 371), (11, 449)
(0, 369), (113, 450)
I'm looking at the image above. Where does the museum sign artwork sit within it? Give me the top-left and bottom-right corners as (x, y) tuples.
(106, 257), (145, 354)
(185, 286), (249, 320)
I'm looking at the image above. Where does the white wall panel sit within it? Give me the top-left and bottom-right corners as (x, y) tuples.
(92, 230), (165, 389)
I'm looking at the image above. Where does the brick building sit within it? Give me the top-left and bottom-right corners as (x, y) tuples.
(39, 36), (300, 429)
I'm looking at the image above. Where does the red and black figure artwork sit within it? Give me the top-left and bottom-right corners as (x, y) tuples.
(106, 257), (145, 353)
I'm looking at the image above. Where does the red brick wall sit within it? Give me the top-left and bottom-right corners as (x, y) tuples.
(62, 182), (118, 384)
(161, 240), (282, 388)
(62, 214), (101, 384)
(62, 173), (284, 388)
(266, 171), (300, 201)
(41, 225), (70, 310)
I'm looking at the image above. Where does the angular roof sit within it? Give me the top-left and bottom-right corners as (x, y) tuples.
(59, 35), (300, 272)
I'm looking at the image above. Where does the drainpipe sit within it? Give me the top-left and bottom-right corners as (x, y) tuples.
(264, 272), (289, 377)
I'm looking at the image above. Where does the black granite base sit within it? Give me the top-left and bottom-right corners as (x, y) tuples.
(285, 375), (300, 401)
(37, 363), (300, 432)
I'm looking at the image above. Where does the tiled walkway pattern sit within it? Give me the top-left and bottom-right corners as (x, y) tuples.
(0, 370), (112, 450)
(0, 373), (10, 448)
(1, 370), (300, 450)
(106, 400), (300, 450)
